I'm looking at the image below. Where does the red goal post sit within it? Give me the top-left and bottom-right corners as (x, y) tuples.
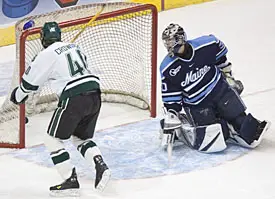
(0, 2), (158, 148)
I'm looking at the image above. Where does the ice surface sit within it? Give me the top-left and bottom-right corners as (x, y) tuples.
(0, 0), (275, 198)
(7, 119), (250, 180)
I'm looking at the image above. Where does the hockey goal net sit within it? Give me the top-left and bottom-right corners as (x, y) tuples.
(0, 2), (158, 148)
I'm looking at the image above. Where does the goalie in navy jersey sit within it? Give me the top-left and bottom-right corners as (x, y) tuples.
(159, 23), (271, 153)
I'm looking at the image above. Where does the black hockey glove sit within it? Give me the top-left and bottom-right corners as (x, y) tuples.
(10, 87), (28, 105)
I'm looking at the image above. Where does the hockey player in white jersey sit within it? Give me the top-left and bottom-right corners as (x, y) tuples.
(10, 22), (110, 196)
(159, 23), (271, 155)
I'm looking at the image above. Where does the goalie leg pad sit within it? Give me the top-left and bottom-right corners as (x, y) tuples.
(180, 122), (228, 153)
(228, 114), (271, 148)
(238, 113), (259, 144)
(195, 123), (227, 153)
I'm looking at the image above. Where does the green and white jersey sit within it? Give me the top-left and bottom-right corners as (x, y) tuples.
(17, 42), (100, 101)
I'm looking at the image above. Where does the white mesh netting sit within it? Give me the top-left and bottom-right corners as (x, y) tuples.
(0, 2), (157, 148)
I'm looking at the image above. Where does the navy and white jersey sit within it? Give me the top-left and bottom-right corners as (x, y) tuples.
(160, 35), (228, 112)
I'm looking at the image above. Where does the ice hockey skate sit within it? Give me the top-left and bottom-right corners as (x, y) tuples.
(94, 155), (111, 192)
(49, 168), (80, 197)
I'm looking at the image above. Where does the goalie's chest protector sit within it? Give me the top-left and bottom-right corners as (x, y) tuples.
(160, 41), (222, 105)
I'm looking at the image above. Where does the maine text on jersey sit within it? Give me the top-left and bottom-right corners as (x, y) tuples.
(181, 65), (211, 87)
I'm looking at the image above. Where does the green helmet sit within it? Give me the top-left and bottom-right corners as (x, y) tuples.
(40, 22), (61, 48)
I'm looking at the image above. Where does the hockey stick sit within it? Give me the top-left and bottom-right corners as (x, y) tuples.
(71, 4), (106, 43)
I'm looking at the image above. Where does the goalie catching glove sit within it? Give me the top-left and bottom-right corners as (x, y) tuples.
(220, 62), (244, 95)
(10, 87), (28, 105)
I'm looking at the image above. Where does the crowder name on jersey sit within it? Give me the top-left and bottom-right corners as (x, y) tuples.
(160, 35), (228, 111)
(19, 42), (100, 102)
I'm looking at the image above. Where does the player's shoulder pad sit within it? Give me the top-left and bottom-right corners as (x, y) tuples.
(188, 35), (218, 50)
(160, 54), (178, 74)
(43, 42), (67, 57)
(32, 42), (61, 65)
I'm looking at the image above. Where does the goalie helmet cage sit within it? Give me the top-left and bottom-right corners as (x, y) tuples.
(0, 2), (158, 149)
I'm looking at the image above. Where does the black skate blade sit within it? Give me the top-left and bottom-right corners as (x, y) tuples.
(49, 188), (80, 197)
(95, 169), (111, 192)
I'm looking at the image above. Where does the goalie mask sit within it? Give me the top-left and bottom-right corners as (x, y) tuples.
(40, 22), (61, 48)
(162, 23), (187, 57)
